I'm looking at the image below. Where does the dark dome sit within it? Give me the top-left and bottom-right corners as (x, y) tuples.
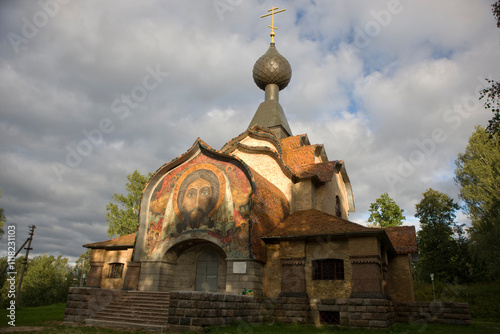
(253, 43), (292, 91)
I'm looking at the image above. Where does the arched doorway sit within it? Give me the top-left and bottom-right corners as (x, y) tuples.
(196, 251), (219, 292)
(162, 239), (227, 292)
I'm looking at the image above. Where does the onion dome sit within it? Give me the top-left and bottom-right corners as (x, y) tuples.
(253, 43), (292, 91)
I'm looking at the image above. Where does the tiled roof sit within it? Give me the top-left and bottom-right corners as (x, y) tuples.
(280, 135), (305, 150)
(249, 167), (290, 261)
(294, 162), (335, 182)
(384, 226), (418, 254)
(83, 233), (136, 249)
(263, 209), (381, 239)
(283, 145), (317, 169)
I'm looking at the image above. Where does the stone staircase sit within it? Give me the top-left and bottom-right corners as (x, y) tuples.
(85, 291), (170, 331)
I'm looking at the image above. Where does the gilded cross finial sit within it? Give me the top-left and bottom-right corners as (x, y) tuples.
(260, 6), (286, 43)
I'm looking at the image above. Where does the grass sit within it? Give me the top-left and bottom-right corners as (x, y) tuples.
(204, 322), (500, 334)
(414, 282), (500, 321)
(1, 303), (66, 327)
(1, 303), (499, 334)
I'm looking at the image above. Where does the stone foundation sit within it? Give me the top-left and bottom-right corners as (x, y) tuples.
(64, 288), (471, 330)
(311, 297), (395, 329)
(64, 287), (125, 322)
(167, 291), (310, 332)
(394, 301), (471, 325)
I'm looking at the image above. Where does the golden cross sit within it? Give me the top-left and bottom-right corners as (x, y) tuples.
(260, 6), (286, 43)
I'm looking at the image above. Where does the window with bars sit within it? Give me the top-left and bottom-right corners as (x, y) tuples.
(320, 311), (340, 325)
(108, 263), (124, 279)
(312, 259), (344, 280)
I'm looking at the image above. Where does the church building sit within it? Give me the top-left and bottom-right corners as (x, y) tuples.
(83, 32), (418, 302)
(64, 8), (458, 330)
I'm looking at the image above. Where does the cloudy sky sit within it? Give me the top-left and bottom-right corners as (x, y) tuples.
(0, 0), (499, 263)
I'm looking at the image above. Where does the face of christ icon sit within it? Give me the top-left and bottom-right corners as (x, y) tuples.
(176, 169), (220, 233)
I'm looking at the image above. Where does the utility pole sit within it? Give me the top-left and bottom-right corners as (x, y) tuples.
(15, 225), (36, 304)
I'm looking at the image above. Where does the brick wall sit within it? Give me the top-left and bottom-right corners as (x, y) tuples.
(387, 254), (414, 302)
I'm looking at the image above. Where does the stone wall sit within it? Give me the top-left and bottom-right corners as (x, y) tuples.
(394, 301), (471, 325)
(166, 292), (471, 332)
(167, 291), (310, 332)
(64, 288), (471, 331)
(225, 259), (264, 296)
(311, 297), (395, 329)
(64, 287), (124, 322)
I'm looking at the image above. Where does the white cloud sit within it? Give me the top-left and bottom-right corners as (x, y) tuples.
(0, 1), (499, 259)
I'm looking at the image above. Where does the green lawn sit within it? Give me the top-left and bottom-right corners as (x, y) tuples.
(204, 322), (500, 334)
(1, 303), (499, 334)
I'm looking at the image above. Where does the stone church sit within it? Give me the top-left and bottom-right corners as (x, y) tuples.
(83, 38), (418, 302)
(64, 10), (467, 330)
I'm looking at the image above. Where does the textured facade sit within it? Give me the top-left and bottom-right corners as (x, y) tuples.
(73, 40), (421, 329)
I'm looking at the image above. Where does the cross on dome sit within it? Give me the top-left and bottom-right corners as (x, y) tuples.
(260, 6), (286, 43)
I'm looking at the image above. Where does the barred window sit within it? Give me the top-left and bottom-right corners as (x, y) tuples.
(320, 311), (340, 325)
(108, 263), (124, 279)
(313, 259), (344, 280)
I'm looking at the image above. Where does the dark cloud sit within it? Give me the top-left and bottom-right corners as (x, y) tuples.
(0, 1), (498, 262)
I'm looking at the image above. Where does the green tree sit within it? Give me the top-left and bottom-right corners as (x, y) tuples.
(106, 170), (151, 237)
(368, 193), (406, 227)
(0, 256), (24, 308)
(455, 127), (500, 223)
(69, 249), (91, 287)
(414, 189), (467, 282)
(455, 127), (500, 280)
(0, 255), (71, 307)
(0, 188), (5, 240)
(480, 1), (500, 135)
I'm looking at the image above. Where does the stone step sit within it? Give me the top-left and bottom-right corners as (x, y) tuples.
(93, 313), (169, 324)
(103, 304), (169, 312)
(106, 300), (170, 307)
(89, 290), (171, 330)
(85, 318), (168, 331)
(95, 309), (169, 318)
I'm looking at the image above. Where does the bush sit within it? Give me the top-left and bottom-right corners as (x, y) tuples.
(414, 281), (500, 320)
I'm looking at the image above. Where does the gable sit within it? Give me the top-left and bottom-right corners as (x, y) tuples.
(134, 140), (255, 261)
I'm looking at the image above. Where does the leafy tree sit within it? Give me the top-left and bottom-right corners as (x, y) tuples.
(18, 254), (72, 307)
(455, 127), (500, 280)
(106, 170), (151, 237)
(368, 193), (406, 227)
(0, 256), (24, 308)
(0, 255), (71, 307)
(0, 188), (5, 240)
(69, 249), (91, 287)
(480, 1), (500, 135)
(455, 127), (500, 223)
(414, 189), (467, 282)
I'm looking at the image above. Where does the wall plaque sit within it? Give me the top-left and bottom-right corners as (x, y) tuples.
(233, 261), (247, 274)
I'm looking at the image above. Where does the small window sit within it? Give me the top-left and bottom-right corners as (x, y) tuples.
(108, 263), (124, 279)
(313, 259), (344, 280)
(320, 311), (340, 325)
(335, 196), (342, 218)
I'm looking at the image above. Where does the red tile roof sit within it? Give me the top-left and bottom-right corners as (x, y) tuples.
(249, 167), (290, 261)
(263, 209), (381, 239)
(263, 210), (418, 255)
(384, 226), (418, 254)
(280, 135), (305, 150)
(295, 162), (335, 182)
(83, 233), (136, 249)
